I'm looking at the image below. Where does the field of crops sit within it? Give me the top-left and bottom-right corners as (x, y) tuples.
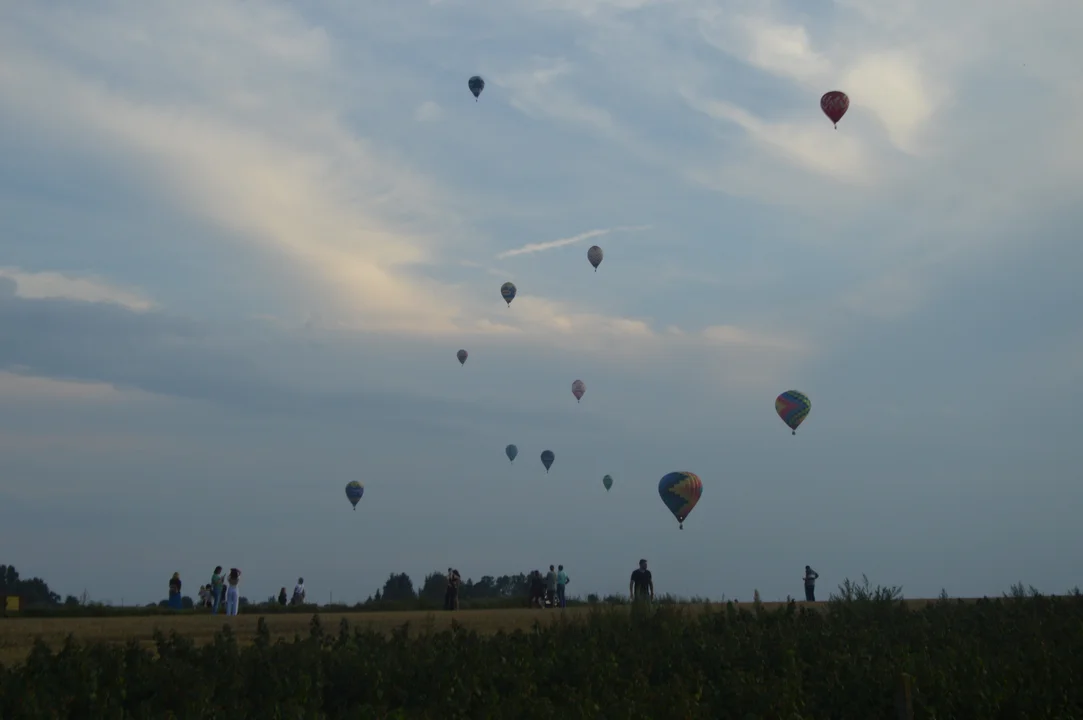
(2, 594), (1081, 718)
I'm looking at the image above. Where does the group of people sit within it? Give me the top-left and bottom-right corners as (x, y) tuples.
(189, 566), (242, 615)
(529, 565), (571, 608)
(169, 562), (819, 614)
(277, 578), (307, 606)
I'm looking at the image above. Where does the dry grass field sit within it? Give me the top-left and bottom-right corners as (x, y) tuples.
(0, 598), (970, 666)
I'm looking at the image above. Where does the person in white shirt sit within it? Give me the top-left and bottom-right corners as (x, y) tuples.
(291, 577), (306, 606)
(226, 568), (242, 616)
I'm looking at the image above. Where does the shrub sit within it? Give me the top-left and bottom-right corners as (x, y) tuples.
(2, 595), (1082, 717)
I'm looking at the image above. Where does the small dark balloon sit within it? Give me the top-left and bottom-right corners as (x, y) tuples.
(468, 75), (485, 100)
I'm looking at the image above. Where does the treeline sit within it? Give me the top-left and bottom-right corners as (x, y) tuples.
(3, 592), (1082, 717)
(4, 565), (631, 617)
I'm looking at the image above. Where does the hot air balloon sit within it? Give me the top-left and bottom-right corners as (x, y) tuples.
(457, 349), (468, 366)
(820, 91), (849, 129)
(500, 282), (517, 307)
(775, 390), (811, 435)
(345, 481), (364, 511)
(602, 474), (613, 492)
(587, 245), (604, 272)
(571, 379), (586, 403)
(468, 75), (485, 101)
(540, 450), (555, 473)
(658, 472), (702, 529)
(506, 444), (518, 463)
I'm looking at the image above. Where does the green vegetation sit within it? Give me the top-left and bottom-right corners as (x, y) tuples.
(3, 590), (1081, 718)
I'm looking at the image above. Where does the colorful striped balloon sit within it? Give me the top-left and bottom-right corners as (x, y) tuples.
(657, 471), (702, 529)
(775, 390), (811, 435)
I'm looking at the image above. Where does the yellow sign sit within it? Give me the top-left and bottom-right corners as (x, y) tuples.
(4, 596), (19, 612)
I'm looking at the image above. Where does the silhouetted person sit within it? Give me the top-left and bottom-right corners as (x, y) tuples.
(803, 565), (820, 602)
(278, 588), (288, 606)
(556, 564), (569, 608)
(530, 570), (545, 608)
(630, 559), (653, 604)
(444, 568), (455, 610)
(168, 573), (182, 610)
(450, 569), (461, 610)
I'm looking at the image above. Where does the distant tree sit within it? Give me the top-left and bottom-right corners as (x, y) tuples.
(463, 575), (498, 599)
(182, 596), (194, 609)
(378, 571), (531, 604)
(239, 596), (250, 607)
(0, 564), (61, 606)
(381, 573), (416, 602)
(419, 572), (447, 603)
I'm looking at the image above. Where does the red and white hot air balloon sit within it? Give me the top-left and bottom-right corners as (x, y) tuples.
(820, 91), (849, 129)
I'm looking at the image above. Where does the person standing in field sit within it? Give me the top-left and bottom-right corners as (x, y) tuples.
(210, 566), (224, 614)
(556, 565), (569, 608)
(803, 565), (820, 602)
(291, 578), (306, 606)
(444, 568), (455, 610)
(545, 565), (558, 608)
(278, 587), (288, 606)
(198, 585), (210, 608)
(529, 570), (545, 608)
(451, 569), (462, 610)
(168, 573), (183, 609)
(225, 568), (242, 616)
(630, 559), (653, 604)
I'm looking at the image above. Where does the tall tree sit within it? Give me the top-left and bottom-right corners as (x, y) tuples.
(419, 571), (448, 603)
(381, 573), (416, 602)
(0, 564), (61, 606)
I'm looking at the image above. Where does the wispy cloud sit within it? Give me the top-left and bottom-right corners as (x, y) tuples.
(0, 267), (153, 311)
(496, 225), (650, 259)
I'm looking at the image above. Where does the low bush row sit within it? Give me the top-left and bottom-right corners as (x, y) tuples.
(2, 595), (1081, 718)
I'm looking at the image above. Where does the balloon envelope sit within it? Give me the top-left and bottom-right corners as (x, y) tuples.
(775, 390), (811, 434)
(505, 444), (518, 463)
(603, 474), (613, 491)
(540, 450), (555, 473)
(571, 379), (586, 403)
(820, 91), (849, 127)
(587, 245), (604, 271)
(457, 349), (468, 366)
(657, 471), (702, 529)
(468, 75), (485, 100)
(345, 481), (365, 511)
(500, 282), (517, 306)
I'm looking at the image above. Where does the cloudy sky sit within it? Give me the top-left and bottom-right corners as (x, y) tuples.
(1, 0), (1081, 606)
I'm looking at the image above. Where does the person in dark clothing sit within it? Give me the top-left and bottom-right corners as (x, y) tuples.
(168, 573), (183, 610)
(450, 569), (461, 610)
(529, 570), (545, 608)
(444, 568), (455, 610)
(278, 588), (288, 606)
(630, 559), (653, 604)
(803, 565), (820, 602)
